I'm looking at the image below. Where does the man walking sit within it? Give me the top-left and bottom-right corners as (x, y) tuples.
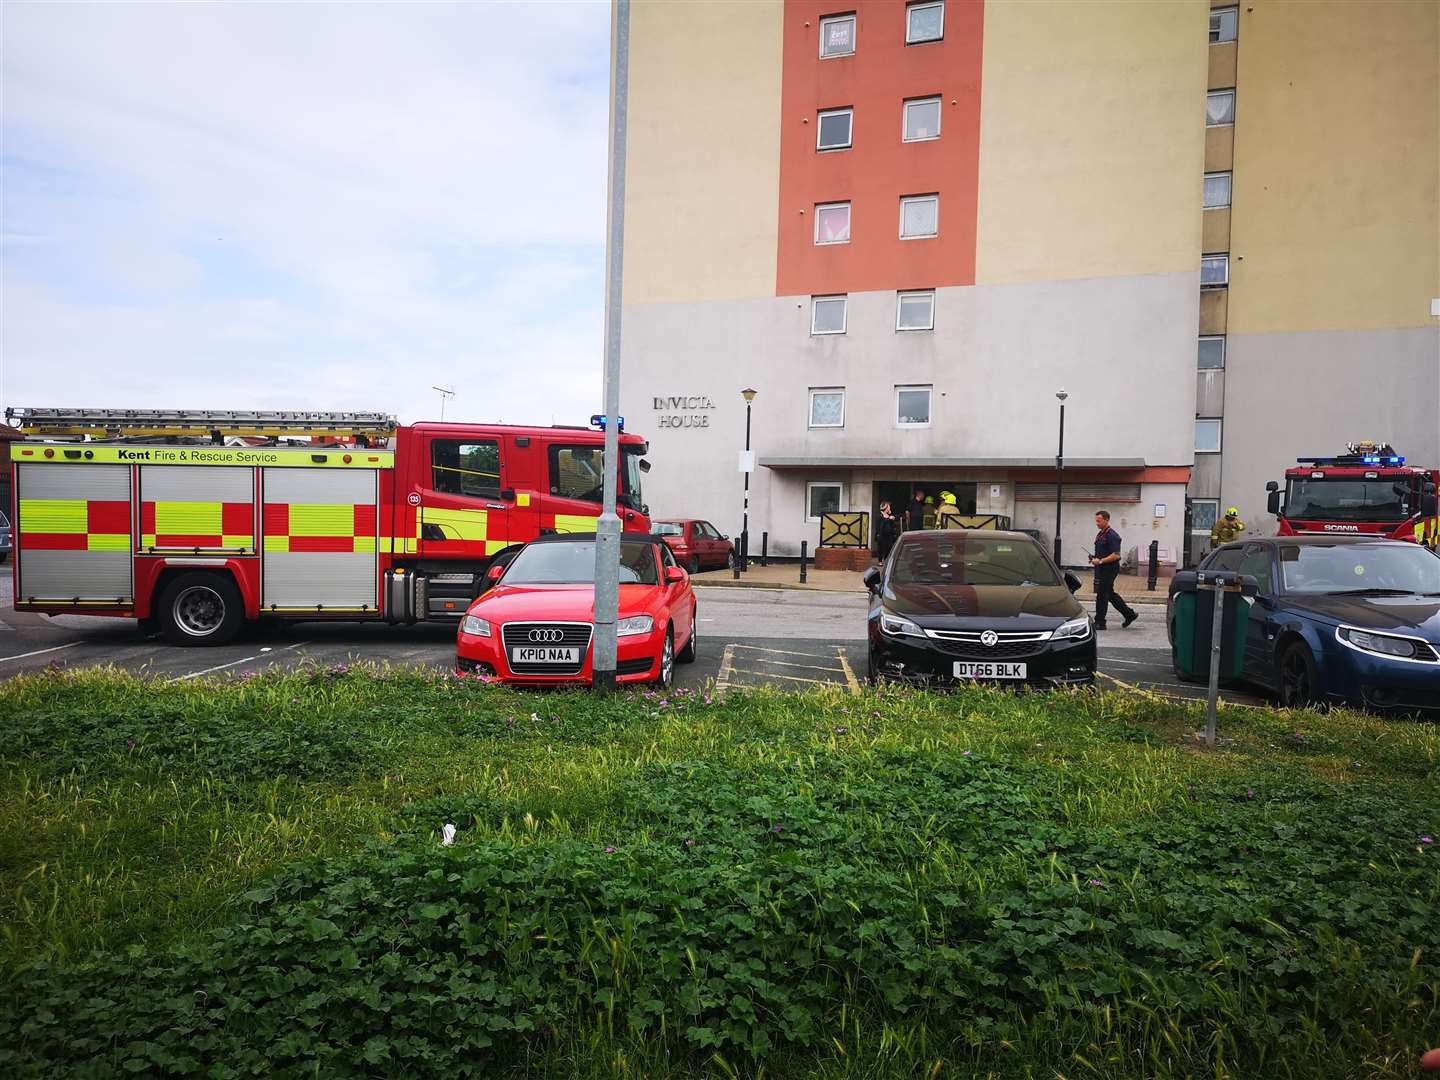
(1089, 510), (1138, 630)
(907, 487), (928, 532)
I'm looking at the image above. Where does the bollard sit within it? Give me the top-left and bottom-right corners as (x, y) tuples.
(1147, 539), (1159, 591)
(740, 529), (749, 574)
(799, 540), (808, 583)
(732, 529), (741, 580)
(760, 531), (768, 567)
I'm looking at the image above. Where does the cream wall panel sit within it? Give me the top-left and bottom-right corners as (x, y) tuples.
(622, 0), (784, 305)
(976, 0), (1208, 284)
(1229, 0), (1439, 332)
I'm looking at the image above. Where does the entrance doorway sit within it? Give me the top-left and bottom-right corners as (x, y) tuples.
(874, 482), (977, 531)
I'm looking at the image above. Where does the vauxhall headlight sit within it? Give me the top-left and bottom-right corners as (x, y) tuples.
(617, 615), (654, 637)
(1338, 626), (1417, 659)
(460, 615), (492, 638)
(1054, 616), (1093, 642)
(879, 611), (924, 638)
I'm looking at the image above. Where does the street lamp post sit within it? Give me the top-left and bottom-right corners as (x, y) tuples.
(1054, 389), (1068, 567)
(736, 388), (757, 579)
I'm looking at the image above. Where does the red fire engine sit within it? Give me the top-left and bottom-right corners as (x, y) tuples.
(6, 408), (651, 645)
(1266, 441), (1439, 549)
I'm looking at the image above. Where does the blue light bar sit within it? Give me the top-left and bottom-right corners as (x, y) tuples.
(1390, 456), (1403, 464)
(589, 414), (624, 431)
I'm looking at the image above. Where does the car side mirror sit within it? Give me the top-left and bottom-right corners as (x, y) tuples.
(1063, 571), (1082, 594)
(862, 567), (881, 593)
(664, 565), (686, 584)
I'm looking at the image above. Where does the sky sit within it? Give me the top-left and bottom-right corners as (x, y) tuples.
(1, 1), (613, 427)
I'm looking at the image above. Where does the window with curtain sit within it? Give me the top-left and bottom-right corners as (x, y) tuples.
(809, 389), (845, 427)
(1201, 254), (1229, 287)
(896, 291), (935, 331)
(1203, 172), (1232, 209)
(819, 14), (856, 57)
(815, 202), (851, 244)
(906, 1), (943, 43)
(900, 195), (938, 238)
(1206, 90), (1235, 126)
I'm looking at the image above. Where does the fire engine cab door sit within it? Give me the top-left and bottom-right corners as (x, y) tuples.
(14, 463), (133, 603)
(261, 468), (379, 612)
(419, 436), (509, 561)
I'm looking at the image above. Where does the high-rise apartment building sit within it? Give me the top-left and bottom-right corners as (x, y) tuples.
(617, 0), (1439, 566)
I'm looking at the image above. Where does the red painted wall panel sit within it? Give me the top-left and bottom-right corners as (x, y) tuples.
(775, 0), (983, 296)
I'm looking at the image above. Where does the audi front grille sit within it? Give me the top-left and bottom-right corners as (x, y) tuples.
(501, 622), (594, 676)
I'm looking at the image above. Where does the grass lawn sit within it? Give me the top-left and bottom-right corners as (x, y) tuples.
(0, 665), (1436, 1078)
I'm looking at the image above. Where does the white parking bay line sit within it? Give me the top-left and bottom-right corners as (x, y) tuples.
(168, 640), (311, 683)
(0, 642), (81, 664)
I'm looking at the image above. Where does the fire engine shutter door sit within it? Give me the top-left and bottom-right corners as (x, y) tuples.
(15, 463), (133, 602)
(139, 465), (255, 553)
(261, 468), (378, 611)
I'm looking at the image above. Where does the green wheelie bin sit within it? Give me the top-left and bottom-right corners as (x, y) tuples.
(1169, 570), (1257, 681)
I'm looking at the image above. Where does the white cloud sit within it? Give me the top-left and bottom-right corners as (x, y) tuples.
(1, 0), (615, 425)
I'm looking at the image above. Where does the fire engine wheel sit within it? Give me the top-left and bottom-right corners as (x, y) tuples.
(158, 572), (244, 647)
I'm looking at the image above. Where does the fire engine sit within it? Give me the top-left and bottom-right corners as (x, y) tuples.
(5, 408), (651, 645)
(1265, 441), (1439, 549)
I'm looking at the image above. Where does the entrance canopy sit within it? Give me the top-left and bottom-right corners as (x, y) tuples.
(759, 456), (1149, 470)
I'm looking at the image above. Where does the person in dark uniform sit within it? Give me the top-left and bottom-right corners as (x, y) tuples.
(874, 501), (899, 561)
(907, 487), (927, 532)
(1089, 510), (1138, 630)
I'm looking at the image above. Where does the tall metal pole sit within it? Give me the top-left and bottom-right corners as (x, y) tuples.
(592, 0), (630, 693)
(741, 399), (752, 571)
(1054, 390), (1067, 566)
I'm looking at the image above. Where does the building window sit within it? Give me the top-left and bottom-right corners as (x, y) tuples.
(809, 388), (845, 428)
(1198, 336), (1226, 369)
(1209, 7), (1237, 43)
(432, 439), (501, 499)
(1190, 499), (1219, 537)
(811, 295), (847, 335)
(807, 482), (844, 521)
(1201, 253), (1229, 288)
(816, 107), (853, 150)
(896, 290), (935, 331)
(906, 1), (943, 43)
(899, 194), (939, 239)
(814, 202), (851, 245)
(819, 13), (856, 58)
(896, 385), (932, 427)
(1206, 89), (1235, 126)
(1195, 418), (1223, 453)
(902, 96), (941, 142)
(1203, 172), (1232, 209)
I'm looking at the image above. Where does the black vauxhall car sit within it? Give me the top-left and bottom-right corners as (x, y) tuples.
(863, 530), (1096, 687)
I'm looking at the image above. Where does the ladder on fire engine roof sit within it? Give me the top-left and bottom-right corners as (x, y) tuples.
(4, 407), (398, 443)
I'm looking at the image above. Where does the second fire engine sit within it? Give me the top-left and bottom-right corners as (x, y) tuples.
(1266, 441), (1439, 549)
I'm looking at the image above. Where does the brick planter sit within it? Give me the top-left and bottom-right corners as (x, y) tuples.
(814, 546), (873, 571)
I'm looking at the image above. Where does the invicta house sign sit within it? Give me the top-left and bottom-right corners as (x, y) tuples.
(653, 395), (715, 429)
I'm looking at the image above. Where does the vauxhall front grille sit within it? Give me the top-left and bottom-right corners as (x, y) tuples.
(501, 622), (593, 675)
(925, 630), (1052, 661)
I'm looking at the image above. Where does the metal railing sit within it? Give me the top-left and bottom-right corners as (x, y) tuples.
(819, 511), (870, 548)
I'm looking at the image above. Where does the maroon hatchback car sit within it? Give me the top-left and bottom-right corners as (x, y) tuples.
(654, 519), (735, 574)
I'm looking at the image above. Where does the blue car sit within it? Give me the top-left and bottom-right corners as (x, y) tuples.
(1169, 537), (1440, 714)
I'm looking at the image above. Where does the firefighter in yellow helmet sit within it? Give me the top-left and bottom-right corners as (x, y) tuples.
(1210, 506), (1246, 547)
(935, 490), (964, 529)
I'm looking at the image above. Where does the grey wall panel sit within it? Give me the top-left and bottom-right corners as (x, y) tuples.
(17, 550), (132, 602)
(262, 552), (377, 609)
(18, 463), (129, 501)
(141, 466), (254, 502)
(263, 468), (376, 505)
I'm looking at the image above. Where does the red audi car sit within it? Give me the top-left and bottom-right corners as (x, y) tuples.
(455, 533), (697, 687)
(653, 519), (735, 574)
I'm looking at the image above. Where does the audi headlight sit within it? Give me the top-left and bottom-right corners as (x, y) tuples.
(460, 615), (492, 638)
(1054, 616), (1093, 642)
(879, 611), (924, 638)
(617, 615), (654, 637)
(1339, 627), (1416, 659)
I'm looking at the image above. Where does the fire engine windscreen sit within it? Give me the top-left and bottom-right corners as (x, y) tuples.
(502, 539), (659, 586)
(1285, 478), (1418, 522)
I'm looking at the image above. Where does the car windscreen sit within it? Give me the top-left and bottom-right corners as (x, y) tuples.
(653, 522), (683, 536)
(1284, 478), (1417, 522)
(1278, 543), (1440, 595)
(501, 541), (659, 586)
(891, 536), (1060, 587)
